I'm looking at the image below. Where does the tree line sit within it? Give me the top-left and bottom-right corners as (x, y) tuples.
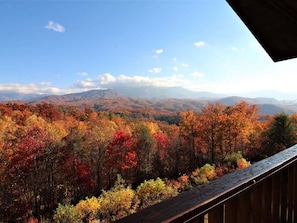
(0, 101), (296, 222)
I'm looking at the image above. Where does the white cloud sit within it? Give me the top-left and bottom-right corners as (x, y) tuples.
(173, 57), (177, 62)
(0, 72), (199, 96)
(77, 72), (88, 76)
(97, 73), (116, 85)
(73, 73), (190, 89)
(152, 49), (164, 58)
(181, 63), (189, 67)
(148, 67), (162, 73)
(194, 41), (206, 47)
(190, 72), (205, 78)
(117, 74), (151, 85)
(231, 46), (238, 51)
(173, 66), (178, 72)
(154, 49), (163, 55)
(73, 78), (95, 88)
(45, 21), (65, 33)
(0, 82), (70, 94)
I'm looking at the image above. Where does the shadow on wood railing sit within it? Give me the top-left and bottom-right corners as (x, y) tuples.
(116, 145), (297, 223)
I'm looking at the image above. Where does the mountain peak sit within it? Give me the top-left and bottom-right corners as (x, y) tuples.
(31, 88), (125, 104)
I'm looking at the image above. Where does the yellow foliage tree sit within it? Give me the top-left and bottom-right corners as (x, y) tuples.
(25, 114), (67, 141)
(145, 121), (160, 135)
(0, 115), (18, 152)
(76, 197), (100, 222)
(136, 177), (178, 209)
(237, 157), (251, 170)
(98, 175), (139, 221)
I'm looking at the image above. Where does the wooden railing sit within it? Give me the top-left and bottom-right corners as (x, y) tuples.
(117, 145), (297, 223)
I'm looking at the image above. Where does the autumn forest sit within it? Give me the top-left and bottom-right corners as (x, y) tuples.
(1, 101), (297, 222)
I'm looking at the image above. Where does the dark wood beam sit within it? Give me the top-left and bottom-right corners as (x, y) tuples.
(227, 0), (297, 62)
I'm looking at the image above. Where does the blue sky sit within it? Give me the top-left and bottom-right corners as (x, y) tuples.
(1, 0), (297, 100)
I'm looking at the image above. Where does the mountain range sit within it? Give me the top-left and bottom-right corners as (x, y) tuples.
(1, 86), (297, 115)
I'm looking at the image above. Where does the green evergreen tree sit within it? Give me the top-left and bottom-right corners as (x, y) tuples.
(263, 113), (297, 156)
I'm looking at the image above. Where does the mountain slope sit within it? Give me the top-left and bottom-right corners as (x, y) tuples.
(28, 89), (297, 115)
(0, 91), (47, 102)
(0, 86), (222, 102)
(31, 89), (125, 104)
(2, 87), (297, 115)
(114, 86), (224, 99)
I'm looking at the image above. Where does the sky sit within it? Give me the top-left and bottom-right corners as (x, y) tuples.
(1, 0), (297, 100)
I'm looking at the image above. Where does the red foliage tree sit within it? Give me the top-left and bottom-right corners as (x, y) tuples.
(153, 131), (170, 177)
(35, 102), (62, 122)
(106, 129), (137, 186)
(7, 125), (54, 220)
(154, 131), (169, 160)
(10, 126), (51, 175)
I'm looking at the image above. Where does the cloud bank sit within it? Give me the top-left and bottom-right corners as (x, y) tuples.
(0, 82), (69, 95)
(73, 73), (190, 90)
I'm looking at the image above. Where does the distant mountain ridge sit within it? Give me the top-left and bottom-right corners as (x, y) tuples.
(0, 86), (223, 102)
(0, 91), (48, 102)
(1, 87), (297, 115)
(35, 89), (125, 104)
(112, 86), (224, 99)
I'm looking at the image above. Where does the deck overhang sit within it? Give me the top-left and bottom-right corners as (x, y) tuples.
(226, 0), (297, 62)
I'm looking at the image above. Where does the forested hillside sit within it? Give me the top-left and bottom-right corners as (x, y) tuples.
(29, 89), (297, 115)
(2, 89), (296, 115)
(0, 101), (296, 222)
